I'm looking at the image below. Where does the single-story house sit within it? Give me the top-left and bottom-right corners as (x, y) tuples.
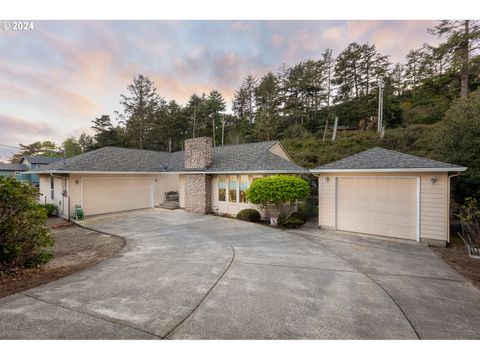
(311, 147), (466, 246)
(28, 138), (308, 219)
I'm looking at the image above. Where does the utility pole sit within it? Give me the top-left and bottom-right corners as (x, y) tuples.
(377, 77), (384, 134)
(221, 114), (225, 146)
(168, 138), (172, 153)
(322, 118), (329, 143)
(212, 114), (216, 147)
(332, 117), (338, 142)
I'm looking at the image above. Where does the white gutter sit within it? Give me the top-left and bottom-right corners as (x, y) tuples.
(30, 169), (309, 175)
(311, 167), (467, 173)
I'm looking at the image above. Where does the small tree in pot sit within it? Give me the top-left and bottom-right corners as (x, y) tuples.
(245, 175), (310, 226)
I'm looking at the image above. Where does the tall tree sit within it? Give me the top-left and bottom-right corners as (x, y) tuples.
(185, 93), (207, 138)
(78, 133), (95, 152)
(119, 74), (164, 149)
(254, 72), (281, 141)
(429, 20), (480, 98)
(91, 115), (122, 148)
(62, 137), (83, 157)
(10, 141), (59, 162)
(206, 90), (226, 146)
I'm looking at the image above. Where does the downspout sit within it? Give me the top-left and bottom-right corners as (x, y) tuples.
(447, 172), (461, 243)
(311, 172), (321, 229)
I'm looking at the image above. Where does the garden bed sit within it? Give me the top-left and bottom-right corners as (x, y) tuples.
(0, 217), (124, 298)
(433, 234), (480, 290)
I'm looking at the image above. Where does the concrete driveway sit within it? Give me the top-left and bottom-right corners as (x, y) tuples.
(1, 208), (480, 339)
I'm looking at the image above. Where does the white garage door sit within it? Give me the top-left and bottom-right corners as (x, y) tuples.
(337, 177), (418, 240)
(82, 178), (153, 215)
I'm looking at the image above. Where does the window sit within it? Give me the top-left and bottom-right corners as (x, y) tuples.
(218, 175), (226, 202)
(228, 175), (237, 203)
(50, 176), (54, 200)
(239, 175), (249, 203)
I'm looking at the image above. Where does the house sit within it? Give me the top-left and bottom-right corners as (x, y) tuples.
(28, 138), (307, 219)
(18, 156), (59, 186)
(0, 163), (28, 178)
(311, 147), (466, 246)
(0, 156), (58, 185)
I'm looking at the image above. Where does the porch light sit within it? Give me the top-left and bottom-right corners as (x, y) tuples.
(430, 176), (438, 184)
(325, 177), (330, 183)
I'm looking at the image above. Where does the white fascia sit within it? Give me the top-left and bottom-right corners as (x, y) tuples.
(310, 167), (467, 173)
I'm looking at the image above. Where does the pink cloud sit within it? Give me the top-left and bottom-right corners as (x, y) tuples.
(271, 34), (284, 47)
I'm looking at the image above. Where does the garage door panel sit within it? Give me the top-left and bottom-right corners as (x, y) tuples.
(337, 177), (417, 241)
(82, 178), (153, 215)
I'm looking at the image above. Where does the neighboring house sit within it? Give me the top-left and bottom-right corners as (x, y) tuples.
(28, 138), (307, 219)
(311, 147), (466, 246)
(18, 156), (59, 186)
(0, 163), (28, 178)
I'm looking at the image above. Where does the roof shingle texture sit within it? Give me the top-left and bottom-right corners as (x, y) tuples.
(22, 156), (59, 164)
(0, 163), (28, 171)
(313, 147), (464, 170)
(33, 141), (307, 173)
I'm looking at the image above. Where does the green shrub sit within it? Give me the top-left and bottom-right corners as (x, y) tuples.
(296, 204), (312, 221)
(246, 175), (310, 217)
(0, 177), (54, 270)
(236, 209), (261, 222)
(279, 213), (306, 229)
(39, 203), (57, 217)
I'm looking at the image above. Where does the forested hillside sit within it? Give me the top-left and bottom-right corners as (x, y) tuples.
(13, 21), (480, 198)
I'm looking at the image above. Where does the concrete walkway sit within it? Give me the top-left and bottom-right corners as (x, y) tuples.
(1, 209), (479, 339)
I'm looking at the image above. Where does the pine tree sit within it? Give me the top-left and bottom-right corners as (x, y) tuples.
(119, 74), (164, 149)
(429, 20), (480, 98)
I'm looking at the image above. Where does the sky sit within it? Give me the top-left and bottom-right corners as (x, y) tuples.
(0, 20), (439, 161)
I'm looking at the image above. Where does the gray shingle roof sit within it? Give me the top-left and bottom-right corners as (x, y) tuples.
(0, 163), (28, 171)
(312, 147), (466, 172)
(29, 141), (307, 174)
(21, 156), (59, 164)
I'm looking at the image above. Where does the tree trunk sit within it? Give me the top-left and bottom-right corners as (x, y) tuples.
(460, 20), (470, 98)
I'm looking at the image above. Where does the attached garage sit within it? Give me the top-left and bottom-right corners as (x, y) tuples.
(336, 177), (418, 240)
(313, 148), (466, 246)
(81, 177), (154, 215)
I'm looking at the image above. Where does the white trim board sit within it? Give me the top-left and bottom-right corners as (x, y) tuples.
(312, 167), (466, 173)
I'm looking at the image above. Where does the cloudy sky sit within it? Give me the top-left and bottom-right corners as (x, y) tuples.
(0, 20), (439, 161)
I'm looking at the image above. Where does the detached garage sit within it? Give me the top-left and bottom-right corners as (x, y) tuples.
(312, 148), (466, 246)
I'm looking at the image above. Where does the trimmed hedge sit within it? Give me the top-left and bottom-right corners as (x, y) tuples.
(236, 209), (261, 222)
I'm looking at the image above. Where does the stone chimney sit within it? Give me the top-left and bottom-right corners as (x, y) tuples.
(184, 137), (213, 169)
(183, 137), (213, 214)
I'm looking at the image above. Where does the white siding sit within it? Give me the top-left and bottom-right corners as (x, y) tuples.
(268, 142), (292, 161)
(318, 172), (449, 243)
(318, 174), (336, 228)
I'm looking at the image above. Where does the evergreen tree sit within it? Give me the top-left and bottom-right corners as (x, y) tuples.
(206, 90), (226, 146)
(429, 20), (480, 98)
(119, 74), (165, 149)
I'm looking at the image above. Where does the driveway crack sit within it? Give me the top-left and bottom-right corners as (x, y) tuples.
(163, 241), (235, 339)
(294, 233), (422, 340)
(22, 293), (162, 339)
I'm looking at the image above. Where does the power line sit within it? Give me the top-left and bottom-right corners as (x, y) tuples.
(0, 143), (20, 149)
